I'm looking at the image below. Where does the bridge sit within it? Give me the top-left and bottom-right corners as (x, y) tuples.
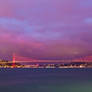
(12, 54), (92, 63)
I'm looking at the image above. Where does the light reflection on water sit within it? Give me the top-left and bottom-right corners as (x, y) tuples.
(0, 68), (92, 92)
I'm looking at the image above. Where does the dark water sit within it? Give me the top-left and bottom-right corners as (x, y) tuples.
(0, 68), (92, 92)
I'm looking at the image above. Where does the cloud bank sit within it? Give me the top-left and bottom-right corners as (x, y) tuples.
(0, 0), (92, 60)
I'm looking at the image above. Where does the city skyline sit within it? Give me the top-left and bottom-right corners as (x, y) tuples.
(0, 0), (92, 61)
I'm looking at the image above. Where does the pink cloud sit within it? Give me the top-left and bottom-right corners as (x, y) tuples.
(0, 0), (92, 60)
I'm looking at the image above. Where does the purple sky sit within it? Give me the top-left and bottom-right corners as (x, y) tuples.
(0, 0), (92, 60)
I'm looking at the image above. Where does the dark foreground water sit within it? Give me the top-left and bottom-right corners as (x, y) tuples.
(0, 68), (92, 92)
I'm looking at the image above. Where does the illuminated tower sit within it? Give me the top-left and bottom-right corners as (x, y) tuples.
(12, 53), (16, 68)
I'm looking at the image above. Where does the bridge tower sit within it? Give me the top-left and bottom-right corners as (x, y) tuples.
(12, 53), (16, 68)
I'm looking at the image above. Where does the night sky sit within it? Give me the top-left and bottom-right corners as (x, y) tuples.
(0, 0), (92, 60)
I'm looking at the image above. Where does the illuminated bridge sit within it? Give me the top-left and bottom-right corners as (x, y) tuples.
(11, 54), (92, 64)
